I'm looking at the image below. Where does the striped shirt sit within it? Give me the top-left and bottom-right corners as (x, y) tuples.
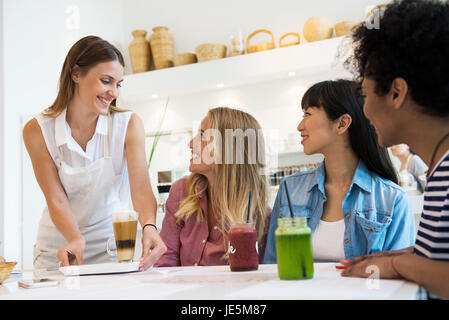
(414, 150), (449, 260)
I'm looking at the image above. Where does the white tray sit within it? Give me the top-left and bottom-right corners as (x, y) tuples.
(59, 262), (139, 276)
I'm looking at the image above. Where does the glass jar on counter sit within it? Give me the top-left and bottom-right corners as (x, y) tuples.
(275, 217), (314, 280)
(229, 31), (245, 56)
(228, 222), (259, 271)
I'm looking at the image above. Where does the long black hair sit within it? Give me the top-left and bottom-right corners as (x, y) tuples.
(301, 79), (398, 184)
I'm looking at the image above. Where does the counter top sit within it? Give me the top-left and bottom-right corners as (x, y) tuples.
(0, 263), (419, 300)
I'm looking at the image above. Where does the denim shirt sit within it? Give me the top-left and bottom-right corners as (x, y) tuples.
(264, 160), (416, 263)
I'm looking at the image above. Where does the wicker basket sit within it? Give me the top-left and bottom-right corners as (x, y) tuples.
(334, 21), (360, 37)
(0, 262), (17, 284)
(366, 3), (388, 19)
(174, 52), (198, 66)
(246, 29), (275, 53)
(279, 32), (300, 48)
(195, 44), (227, 62)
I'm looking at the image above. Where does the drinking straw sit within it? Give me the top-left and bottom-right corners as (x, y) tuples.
(148, 97), (169, 169)
(247, 191), (252, 223)
(284, 180), (306, 277)
(283, 180), (294, 218)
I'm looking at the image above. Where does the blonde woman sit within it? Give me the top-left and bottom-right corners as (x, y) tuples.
(155, 107), (271, 267)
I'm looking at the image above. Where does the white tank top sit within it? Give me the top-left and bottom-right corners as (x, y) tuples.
(312, 219), (346, 262)
(35, 108), (133, 207)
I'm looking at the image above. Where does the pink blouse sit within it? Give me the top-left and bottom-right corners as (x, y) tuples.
(154, 177), (271, 267)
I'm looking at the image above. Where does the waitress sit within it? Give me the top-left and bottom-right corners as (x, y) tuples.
(23, 36), (166, 271)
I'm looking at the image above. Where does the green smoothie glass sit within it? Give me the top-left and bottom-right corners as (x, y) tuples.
(275, 217), (314, 280)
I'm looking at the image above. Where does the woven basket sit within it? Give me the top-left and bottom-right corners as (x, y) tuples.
(174, 52), (197, 66)
(334, 21), (360, 37)
(195, 44), (227, 62)
(246, 29), (275, 53)
(366, 3), (388, 19)
(279, 32), (300, 48)
(0, 262), (17, 284)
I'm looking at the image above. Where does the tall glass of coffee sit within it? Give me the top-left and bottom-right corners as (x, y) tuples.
(107, 209), (138, 262)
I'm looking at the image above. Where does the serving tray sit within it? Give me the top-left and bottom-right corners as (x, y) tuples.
(59, 262), (139, 276)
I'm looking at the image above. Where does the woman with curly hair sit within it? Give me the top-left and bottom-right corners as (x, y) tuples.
(339, 0), (449, 299)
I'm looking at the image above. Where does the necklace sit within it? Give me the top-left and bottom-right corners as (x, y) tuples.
(427, 131), (449, 178)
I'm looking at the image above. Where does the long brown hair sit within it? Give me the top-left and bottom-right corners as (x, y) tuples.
(44, 35), (126, 117)
(175, 107), (270, 256)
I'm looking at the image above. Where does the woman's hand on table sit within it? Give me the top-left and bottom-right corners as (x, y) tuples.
(57, 236), (85, 266)
(338, 248), (413, 279)
(139, 226), (167, 271)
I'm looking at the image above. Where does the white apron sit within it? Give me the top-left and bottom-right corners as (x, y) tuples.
(34, 113), (124, 269)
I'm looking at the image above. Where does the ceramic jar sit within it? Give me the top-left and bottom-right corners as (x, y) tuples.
(128, 30), (151, 73)
(149, 26), (174, 69)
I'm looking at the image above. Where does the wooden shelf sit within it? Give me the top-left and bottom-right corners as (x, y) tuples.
(117, 37), (351, 105)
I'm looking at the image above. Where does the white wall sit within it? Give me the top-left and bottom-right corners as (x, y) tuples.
(121, 0), (385, 60)
(133, 77), (321, 177)
(0, 0), (4, 258)
(118, 0), (387, 185)
(1, 0), (389, 267)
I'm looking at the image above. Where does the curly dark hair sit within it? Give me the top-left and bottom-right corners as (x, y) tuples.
(344, 0), (449, 117)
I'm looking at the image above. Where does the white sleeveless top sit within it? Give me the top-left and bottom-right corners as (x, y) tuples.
(311, 219), (346, 262)
(35, 108), (133, 211)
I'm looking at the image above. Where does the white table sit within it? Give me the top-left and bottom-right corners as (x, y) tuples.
(0, 263), (419, 300)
